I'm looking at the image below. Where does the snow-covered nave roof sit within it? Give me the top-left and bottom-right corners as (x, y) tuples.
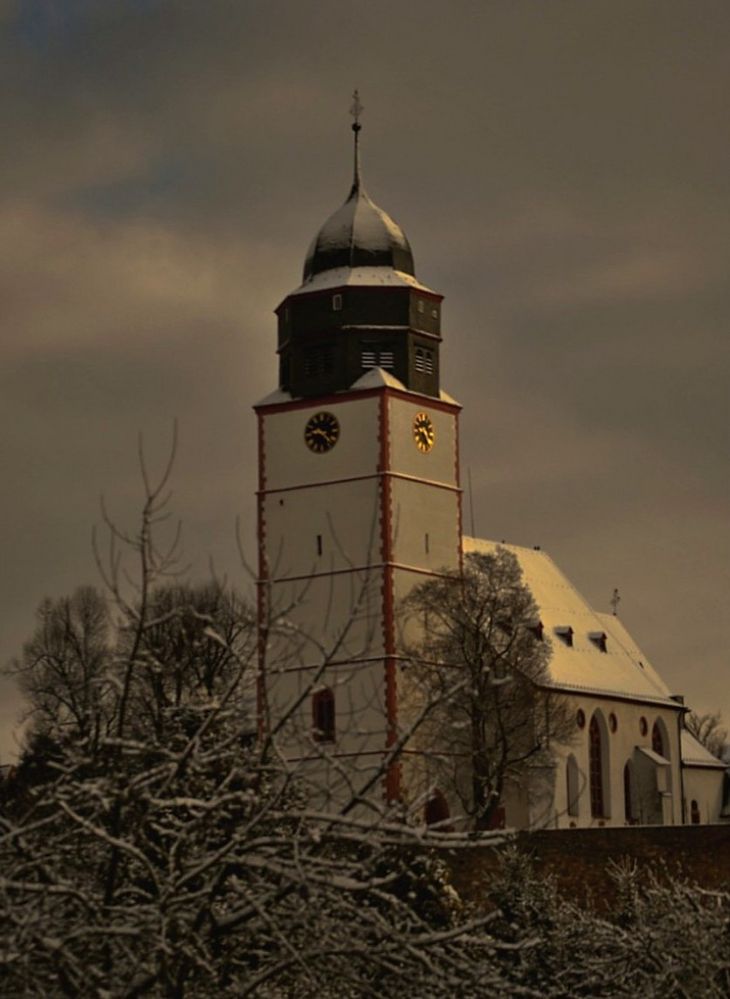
(462, 538), (678, 707)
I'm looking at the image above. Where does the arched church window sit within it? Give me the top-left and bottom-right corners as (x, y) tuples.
(589, 714), (606, 818)
(312, 688), (335, 743)
(652, 720), (666, 757)
(623, 761), (635, 824)
(566, 754), (580, 817)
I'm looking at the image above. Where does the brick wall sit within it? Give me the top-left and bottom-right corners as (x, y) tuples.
(446, 824), (730, 910)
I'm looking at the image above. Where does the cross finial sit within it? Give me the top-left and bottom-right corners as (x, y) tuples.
(610, 588), (621, 616)
(350, 89), (363, 133)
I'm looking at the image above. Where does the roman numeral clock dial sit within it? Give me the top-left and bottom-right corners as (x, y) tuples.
(413, 412), (435, 453)
(304, 411), (340, 453)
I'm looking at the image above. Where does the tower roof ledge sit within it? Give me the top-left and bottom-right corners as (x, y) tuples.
(284, 265), (438, 301)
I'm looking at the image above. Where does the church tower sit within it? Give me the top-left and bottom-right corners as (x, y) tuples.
(255, 98), (462, 804)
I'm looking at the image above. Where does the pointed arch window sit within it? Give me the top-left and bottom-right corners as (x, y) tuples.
(623, 761), (636, 824)
(652, 720), (665, 757)
(312, 688), (335, 742)
(589, 714), (606, 818)
(566, 754), (580, 817)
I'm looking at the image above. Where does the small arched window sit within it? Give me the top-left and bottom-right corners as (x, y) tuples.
(566, 754), (580, 817)
(424, 788), (451, 828)
(690, 799), (701, 825)
(589, 714), (606, 818)
(312, 688), (335, 742)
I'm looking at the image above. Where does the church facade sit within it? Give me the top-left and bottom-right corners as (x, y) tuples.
(254, 119), (728, 829)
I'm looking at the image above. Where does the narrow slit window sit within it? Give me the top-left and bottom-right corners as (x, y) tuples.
(332, 293), (343, 311)
(424, 532), (430, 554)
(316, 534), (323, 556)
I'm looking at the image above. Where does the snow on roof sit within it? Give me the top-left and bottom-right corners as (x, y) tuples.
(254, 387), (294, 407)
(681, 729), (728, 769)
(637, 746), (671, 766)
(255, 373), (461, 406)
(289, 266), (437, 297)
(463, 538), (679, 707)
(350, 367), (407, 391)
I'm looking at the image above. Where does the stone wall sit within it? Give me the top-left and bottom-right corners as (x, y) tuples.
(447, 824), (730, 910)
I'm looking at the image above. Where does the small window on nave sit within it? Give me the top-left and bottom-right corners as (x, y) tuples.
(312, 688), (335, 743)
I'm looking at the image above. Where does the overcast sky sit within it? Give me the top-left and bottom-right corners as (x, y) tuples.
(1, 0), (728, 761)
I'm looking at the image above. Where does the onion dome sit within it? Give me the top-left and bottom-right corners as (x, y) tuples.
(302, 102), (415, 281)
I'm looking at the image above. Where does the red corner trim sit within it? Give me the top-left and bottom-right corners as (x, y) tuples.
(379, 392), (400, 803)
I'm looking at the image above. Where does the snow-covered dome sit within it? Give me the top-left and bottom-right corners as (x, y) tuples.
(302, 152), (415, 282)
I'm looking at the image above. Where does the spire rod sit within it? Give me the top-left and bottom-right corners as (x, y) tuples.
(349, 89), (363, 193)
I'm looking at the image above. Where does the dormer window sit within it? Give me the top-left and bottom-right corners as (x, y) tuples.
(527, 620), (544, 641)
(332, 293), (343, 311)
(555, 626), (574, 647)
(589, 631), (608, 653)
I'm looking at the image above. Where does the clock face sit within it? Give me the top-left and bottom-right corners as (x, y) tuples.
(304, 411), (340, 453)
(413, 412), (435, 453)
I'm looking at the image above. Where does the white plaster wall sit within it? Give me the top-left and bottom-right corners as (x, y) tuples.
(266, 571), (385, 669)
(387, 397), (458, 484)
(683, 767), (727, 824)
(259, 390), (463, 812)
(266, 660), (389, 758)
(390, 478), (460, 572)
(550, 696), (683, 829)
(264, 477), (382, 579)
(263, 396), (380, 489)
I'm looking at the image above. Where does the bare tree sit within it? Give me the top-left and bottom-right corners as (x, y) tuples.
(9, 585), (114, 752)
(685, 710), (729, 762)
(402, 547), (574, 830)
(0, 437), (517, 997)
